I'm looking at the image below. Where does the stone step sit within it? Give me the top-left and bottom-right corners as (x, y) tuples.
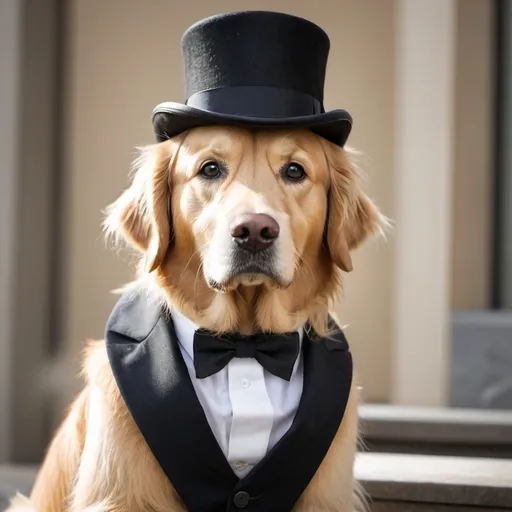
(360, 404), (512, 458)
(2, 453), (512, 510)
(356, 452), (512, 510)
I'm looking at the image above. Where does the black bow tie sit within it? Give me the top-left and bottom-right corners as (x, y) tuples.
(193, 330), (300, 381)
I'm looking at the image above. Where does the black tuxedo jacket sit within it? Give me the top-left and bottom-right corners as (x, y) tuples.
(106, 288), (353, 512)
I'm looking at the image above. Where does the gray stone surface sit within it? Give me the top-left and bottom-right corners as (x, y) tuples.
(356, 452), (512, 508)
(0, 465), (37, 511)
(360, 404), (512, 443)
(370, 502), (511, 511)
(451, 310), (512, 409)
(360, 404), (512, 457)
(2, 454), (512, 510)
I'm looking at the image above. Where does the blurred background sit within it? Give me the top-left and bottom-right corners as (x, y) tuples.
(0, 0), (511, 465)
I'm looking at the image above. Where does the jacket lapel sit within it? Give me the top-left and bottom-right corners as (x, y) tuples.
(106, 288), (238, 511)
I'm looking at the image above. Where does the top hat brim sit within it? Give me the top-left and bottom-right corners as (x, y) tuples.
(152, 102), (353, 147)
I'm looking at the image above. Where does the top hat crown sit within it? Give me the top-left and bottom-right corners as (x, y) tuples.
(152, 11), (352, 146)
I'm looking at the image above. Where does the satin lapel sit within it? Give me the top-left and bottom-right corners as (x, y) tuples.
(106, 289), (237, 511)
(232, 327), (353, 511)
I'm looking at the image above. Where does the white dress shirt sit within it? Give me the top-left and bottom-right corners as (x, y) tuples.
(171, 309), (304, 478)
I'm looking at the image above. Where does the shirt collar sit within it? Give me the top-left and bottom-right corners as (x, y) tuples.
(171, 308), (303, 366)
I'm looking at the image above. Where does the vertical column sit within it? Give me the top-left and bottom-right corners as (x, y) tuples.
(11, 0), (62, 462)
(499, 0), (512, 307)
(0, 0), (61, 462)
(0, 0), (22, 462)
(392, 0), (457, 406)
(452, 0), (494, 311)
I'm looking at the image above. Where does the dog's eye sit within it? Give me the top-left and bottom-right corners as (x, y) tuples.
(199, 161), (222, 179)
(283, 162), (306, 182)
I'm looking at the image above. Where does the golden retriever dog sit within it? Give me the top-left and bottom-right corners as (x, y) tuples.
(8, 125), (385, 511)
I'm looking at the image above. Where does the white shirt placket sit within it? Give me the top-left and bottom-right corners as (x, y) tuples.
(227, 359), (274, 477)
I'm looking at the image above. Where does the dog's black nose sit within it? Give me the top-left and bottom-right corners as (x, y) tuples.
(230, 213), (280, 253)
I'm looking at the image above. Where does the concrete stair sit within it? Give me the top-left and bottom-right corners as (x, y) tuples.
(360, 404), (512, 458)
(2, 454), (512, 511)
(357, 452), (512, 510)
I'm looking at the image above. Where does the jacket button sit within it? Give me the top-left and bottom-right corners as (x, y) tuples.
(233, 490), (250, 508)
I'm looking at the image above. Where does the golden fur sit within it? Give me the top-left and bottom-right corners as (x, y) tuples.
(9, 126), (385, 511)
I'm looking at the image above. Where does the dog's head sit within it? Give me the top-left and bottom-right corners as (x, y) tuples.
(105, 126), (386, 333)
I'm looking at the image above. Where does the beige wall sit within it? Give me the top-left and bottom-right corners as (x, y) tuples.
(58, 0), (395, 409)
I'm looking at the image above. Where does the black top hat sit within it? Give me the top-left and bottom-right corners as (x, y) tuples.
(152, 11), (352, 146)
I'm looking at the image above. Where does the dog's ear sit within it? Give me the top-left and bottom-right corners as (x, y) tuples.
(323, 143), (387, 272)
(104, 140), (176, 272)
